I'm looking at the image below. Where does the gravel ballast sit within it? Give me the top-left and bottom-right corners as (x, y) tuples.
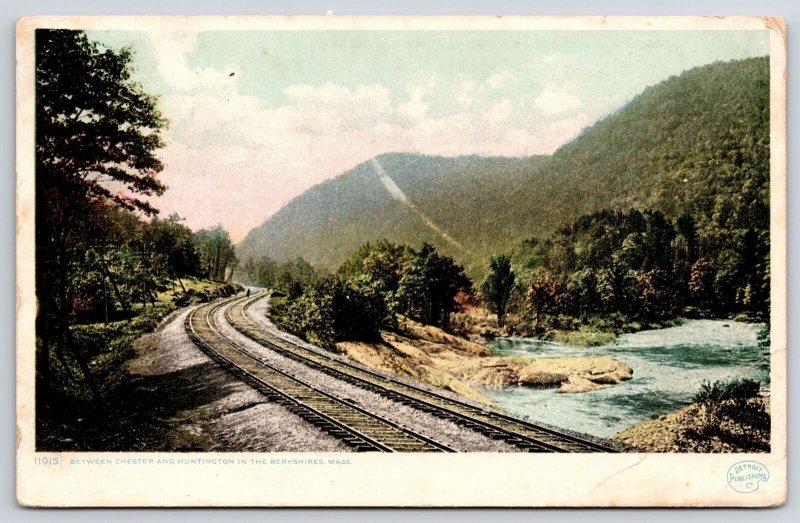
(246, 294), (501, 411)
(115, 306), (351, 452)
(217, 299), (521, 452)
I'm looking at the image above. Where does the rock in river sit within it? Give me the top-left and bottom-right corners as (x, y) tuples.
(517, 355), (633, 392)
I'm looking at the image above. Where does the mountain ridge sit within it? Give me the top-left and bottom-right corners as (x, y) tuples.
(237, 56), (770, 277)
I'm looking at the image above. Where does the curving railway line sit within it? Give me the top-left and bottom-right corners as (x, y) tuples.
(186, 292), (619, 453)
(186, 298), (454, 452)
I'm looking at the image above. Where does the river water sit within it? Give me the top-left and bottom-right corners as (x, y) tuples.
(484, 320), (769, 439)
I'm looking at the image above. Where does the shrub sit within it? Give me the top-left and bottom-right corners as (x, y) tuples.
(677, 378), (769, 452)
(693, 378), (761, 403)
(277, 278), (388, 348)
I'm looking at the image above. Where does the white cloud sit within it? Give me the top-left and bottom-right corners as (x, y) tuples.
(397, 86), (429, 122)
(486, 70), (516, 89)
(145, 42), (594, 240)
(533, 89), (583, 116)
(283, 83), (390, 108)
(148, 32), (240, 92)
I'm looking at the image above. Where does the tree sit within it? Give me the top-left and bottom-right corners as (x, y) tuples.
(282, 277), (387, 348)
(35, 30), (166, 403)
(481, 254), (515, 327)
(144, 213), (202, 283)
(676, 212), (699, 263)
(336, 241), (411, 318)
(737, 228), (770, 319)
(565, 269), (602, 320)
(193, 225), (237, 282)
(526, 273), (561, 332)
(596, 261), (629, 314)
(641, 210), (676, 272)
(632, 269), (678, 320)
(688, 258), (716, 310)
(396, 243), (471, 328)
(358, 244), (410, 295)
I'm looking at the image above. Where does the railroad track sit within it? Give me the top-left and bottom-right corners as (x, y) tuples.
(185, 297), (455, 453)
(225, 292), (618, 453)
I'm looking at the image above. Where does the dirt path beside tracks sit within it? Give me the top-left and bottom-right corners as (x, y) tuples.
(98, 307), (350, 452)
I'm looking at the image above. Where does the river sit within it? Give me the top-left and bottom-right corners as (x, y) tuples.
(484, 319), (769, 439)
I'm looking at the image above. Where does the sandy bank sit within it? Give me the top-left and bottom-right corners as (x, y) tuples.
(336, 317), (632, 397)
(611, 397), (770, 452)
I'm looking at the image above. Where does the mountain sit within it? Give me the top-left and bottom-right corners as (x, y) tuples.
(237, 153), (546, 273)
(238, 56), (770, 277)
(499, 56), (769, 239)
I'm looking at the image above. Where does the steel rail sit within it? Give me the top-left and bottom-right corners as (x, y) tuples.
(185, 296), (455, 453)
(229, 292), (618, 453)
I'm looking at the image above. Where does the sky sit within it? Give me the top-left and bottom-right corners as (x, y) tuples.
(88, 29), (769, 242)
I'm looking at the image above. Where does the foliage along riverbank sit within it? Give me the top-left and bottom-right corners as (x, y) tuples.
(253, 238), (636, 399)
(268, 297), (633, 401)
(451, 304), (688, 347)
(477, 208), (767, 347)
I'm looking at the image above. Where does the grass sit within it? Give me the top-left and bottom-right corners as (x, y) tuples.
(548, 315), (687, 347)
(47, 278), (242, 403)
(551, 328), (618, 347)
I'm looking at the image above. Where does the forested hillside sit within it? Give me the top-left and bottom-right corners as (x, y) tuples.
(503, 56), (769, 241)
(238, 57), (769, 282)
(237, 154), (543, 272)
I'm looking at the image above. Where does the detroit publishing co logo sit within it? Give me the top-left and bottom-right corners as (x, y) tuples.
(727, 461), (770, 493)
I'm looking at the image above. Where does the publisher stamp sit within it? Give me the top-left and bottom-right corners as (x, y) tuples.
(727, 461), (770, 493)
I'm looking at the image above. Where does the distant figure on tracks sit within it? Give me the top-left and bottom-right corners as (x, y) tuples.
(246, 289), (250, 298)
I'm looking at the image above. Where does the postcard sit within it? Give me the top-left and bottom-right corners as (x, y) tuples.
(16, 15), (786, 507)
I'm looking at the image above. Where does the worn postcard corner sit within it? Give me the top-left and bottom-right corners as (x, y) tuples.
(16, 15), (786, 507)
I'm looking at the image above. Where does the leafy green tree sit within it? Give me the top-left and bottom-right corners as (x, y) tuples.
(676, 212), (699, 263)
(275, 257), (321, 294)
(565, 269), (602, 320)
(481, 254), (515, 326)
(335, 241), (412, 319)
(596, 261), (630, 314)
(237, 256), (281, 288)
(338, 241), (409, 283)
(615, 232), (647, 270)
(35, 30), (166, 402)
(737, 229), (770, 319)
(282, 277), (387, 347)
(396, 243), (471, 328)
(193, 225), (237, 282)
(360, 246), (410, 294)
(144, 214), (202, 284)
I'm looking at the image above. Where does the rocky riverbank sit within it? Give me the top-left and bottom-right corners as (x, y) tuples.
(335, 316), (633, 401)
(611, 396), (770, 452)
(451, 305), (684, 347)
